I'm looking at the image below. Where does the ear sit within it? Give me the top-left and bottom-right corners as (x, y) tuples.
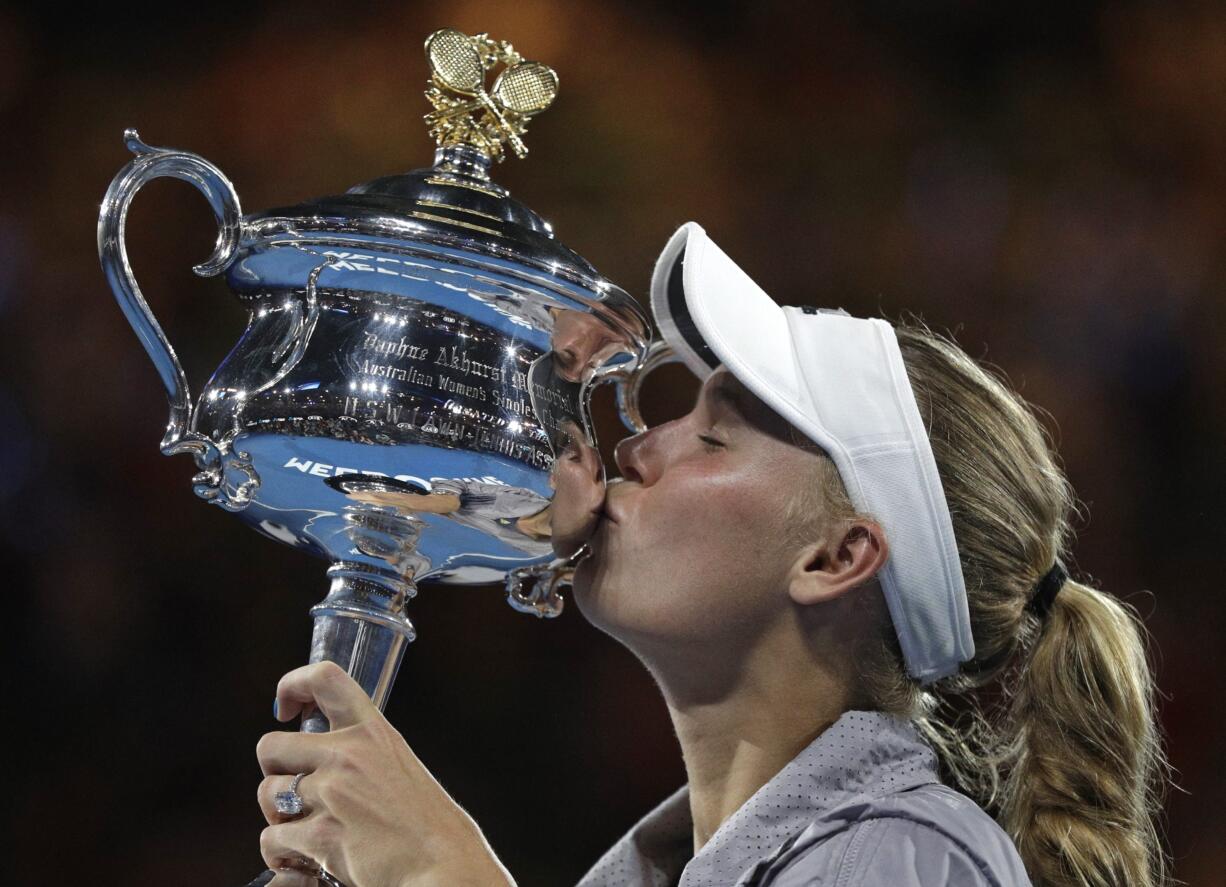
(787, 519), (889, 607)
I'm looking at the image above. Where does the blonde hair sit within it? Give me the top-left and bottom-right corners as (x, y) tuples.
(785, 318), (1172, 887)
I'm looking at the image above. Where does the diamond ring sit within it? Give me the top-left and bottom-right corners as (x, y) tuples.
(273, 772), (307, 817)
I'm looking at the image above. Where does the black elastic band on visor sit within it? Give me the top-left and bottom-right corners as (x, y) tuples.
(667, 254), (719, 371)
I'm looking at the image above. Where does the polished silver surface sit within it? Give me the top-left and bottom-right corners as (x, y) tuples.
(97, 129), (256, 510)
(98, 126), (653, 664)
(98, 33), (661, 887)
(609, 338), (685, 434)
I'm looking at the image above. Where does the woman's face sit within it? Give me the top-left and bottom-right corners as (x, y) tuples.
(566, 367), (828, 657)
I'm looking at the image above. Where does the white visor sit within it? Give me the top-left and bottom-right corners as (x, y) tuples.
(650, 221), (974, 685)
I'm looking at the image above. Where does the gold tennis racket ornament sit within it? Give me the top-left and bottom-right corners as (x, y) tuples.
(492, 61), (559, 115)
(426, 28), (519, 147)
(428, 62), (559, 123)
(426, 28), (485, 88)
(423, 28), (558, 161)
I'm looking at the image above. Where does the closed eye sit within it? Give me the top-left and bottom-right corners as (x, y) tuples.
(698, 434), (724, 451)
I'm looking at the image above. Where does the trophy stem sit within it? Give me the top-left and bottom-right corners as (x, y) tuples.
(242, 562), (415, 885)
(301, 562), (417, 733)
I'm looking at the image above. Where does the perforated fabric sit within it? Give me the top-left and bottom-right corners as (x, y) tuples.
(574, 710), (1030, 887)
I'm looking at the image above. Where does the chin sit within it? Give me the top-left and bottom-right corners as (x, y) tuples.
(569, 557), (607, 628)
(570, 564), (684, 655)
(570, 555), (594, 598)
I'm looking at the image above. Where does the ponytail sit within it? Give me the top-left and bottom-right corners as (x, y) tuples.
(1003, 580), (1168, 886)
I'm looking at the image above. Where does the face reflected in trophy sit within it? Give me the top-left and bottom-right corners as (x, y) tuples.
(97, 27), (664, 758)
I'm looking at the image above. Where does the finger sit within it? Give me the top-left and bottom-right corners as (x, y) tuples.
(260, 820), (330, 879)
(256, 729), (335, 777)
(275, 661), (376, 730)
(257, 772), (317, 825)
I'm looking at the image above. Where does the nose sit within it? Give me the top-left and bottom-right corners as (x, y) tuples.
(613, 422), (671, 485)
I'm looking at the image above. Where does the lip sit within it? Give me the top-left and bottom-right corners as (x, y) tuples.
(599, 479), (631, 525)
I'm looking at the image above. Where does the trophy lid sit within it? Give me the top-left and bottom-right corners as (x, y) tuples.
(239, 29), (616, 296)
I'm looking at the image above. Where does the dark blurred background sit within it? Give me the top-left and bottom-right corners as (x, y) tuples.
(4, 0), (1222, 884)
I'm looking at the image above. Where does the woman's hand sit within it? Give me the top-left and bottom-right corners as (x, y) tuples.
(256, 661), (515, 887)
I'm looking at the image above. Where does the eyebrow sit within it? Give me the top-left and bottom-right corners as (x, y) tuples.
(705, 376), (747, 417)
(703, 373), (797, 443)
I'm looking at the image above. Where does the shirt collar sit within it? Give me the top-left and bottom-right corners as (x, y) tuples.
(577, 710), (941, 887)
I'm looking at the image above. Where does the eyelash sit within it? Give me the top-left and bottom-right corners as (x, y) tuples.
(698, 434), (724, 451)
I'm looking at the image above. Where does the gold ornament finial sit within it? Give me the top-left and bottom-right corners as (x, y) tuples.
(423, 28), (559, 163)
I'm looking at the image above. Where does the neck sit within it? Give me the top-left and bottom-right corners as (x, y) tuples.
(645, 617), (857, 853)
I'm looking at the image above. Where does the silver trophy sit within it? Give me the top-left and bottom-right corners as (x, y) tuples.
(97, 27), (671, 884)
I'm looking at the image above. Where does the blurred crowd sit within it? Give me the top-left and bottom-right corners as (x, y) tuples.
(3, 1), (1222, 883)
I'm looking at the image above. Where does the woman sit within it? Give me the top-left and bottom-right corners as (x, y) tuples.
(254, 223), (1169, 886)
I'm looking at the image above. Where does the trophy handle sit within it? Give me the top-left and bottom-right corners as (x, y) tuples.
(605, 339), (684, 434)
(97, 128), (243, 460)
(505, 545), (590, 618)
(503, 341), (681, 618)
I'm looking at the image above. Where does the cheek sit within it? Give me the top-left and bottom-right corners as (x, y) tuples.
(573, 470), (788, 641)
(636, 468), (782, 565)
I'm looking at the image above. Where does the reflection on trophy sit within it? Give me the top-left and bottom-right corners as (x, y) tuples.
(97, 27), (662, 886)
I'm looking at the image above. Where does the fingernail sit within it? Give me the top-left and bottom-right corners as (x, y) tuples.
(272, 699), (280, 720)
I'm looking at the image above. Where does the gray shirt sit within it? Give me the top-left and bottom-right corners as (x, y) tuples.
(576, 710), (1031, 887)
